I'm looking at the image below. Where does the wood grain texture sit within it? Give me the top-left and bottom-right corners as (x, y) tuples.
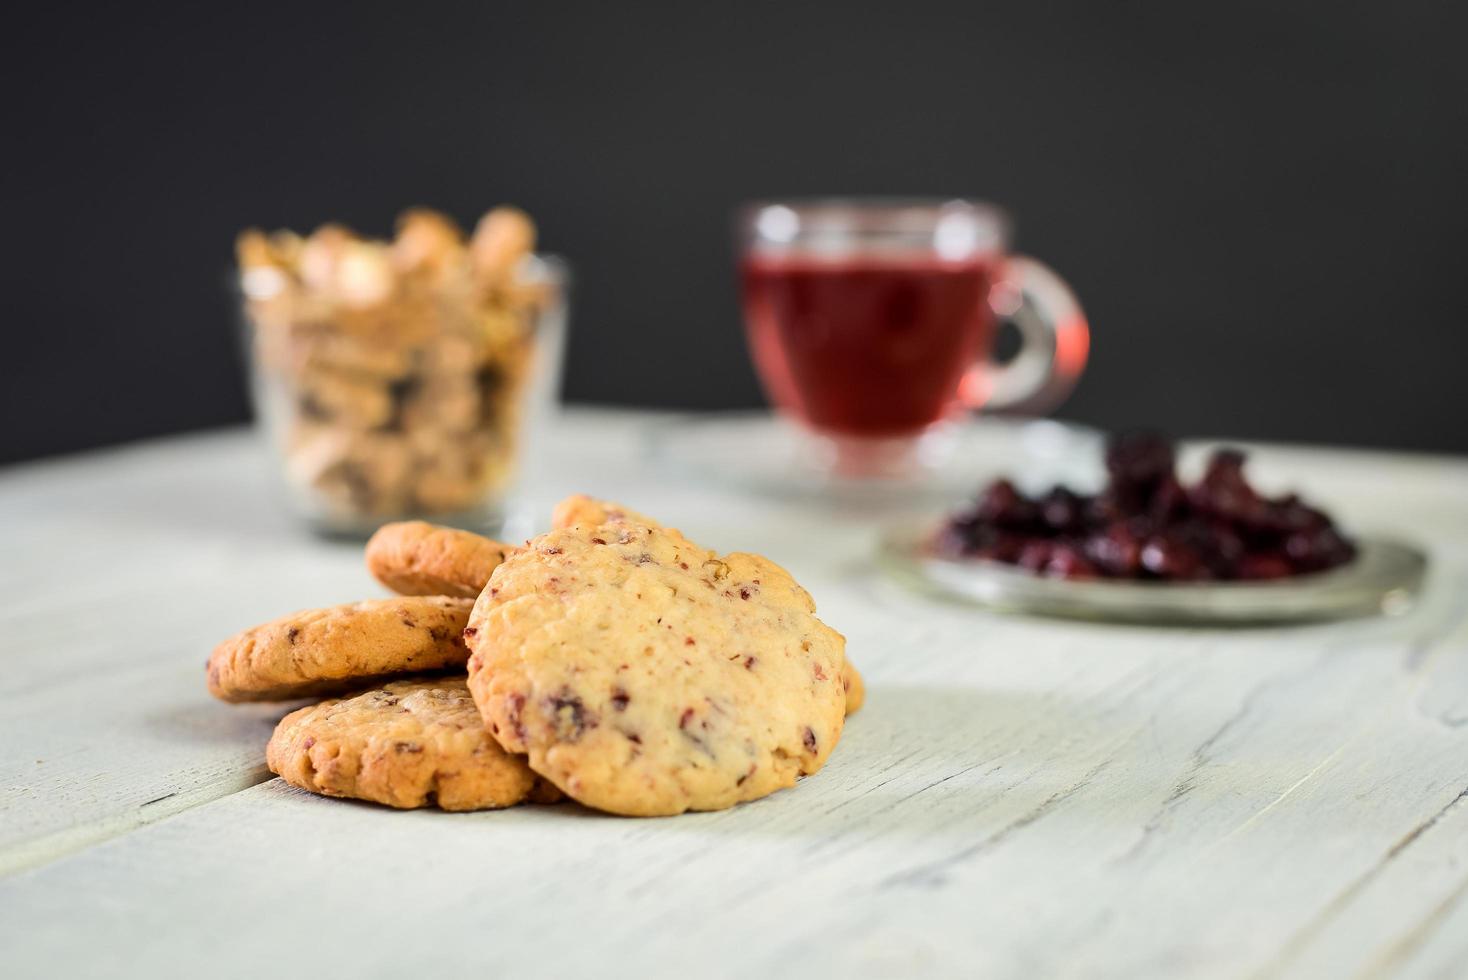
(2, 411), (1467, 978)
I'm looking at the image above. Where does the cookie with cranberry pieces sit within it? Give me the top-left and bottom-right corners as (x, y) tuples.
(551, 496), (866, 718)
(207, 596), (473, 702)
(365, 520), (512, 599)
(465, 520), (847, 816)
(267, 677), (558, 810)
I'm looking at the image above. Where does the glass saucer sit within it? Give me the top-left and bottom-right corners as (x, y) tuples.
(878, 519), (1428, 625)
(645, 411), (1103, 508)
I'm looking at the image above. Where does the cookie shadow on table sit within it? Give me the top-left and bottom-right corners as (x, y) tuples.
(504, 685), (1127, 830)
(142, 697), (303, 747)
(244, 685), (1115, 829)
(260, 776), (611, 822)
(604, 684), (1145, 840)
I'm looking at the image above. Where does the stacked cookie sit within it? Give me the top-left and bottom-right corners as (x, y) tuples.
(208, 498), (862, 816)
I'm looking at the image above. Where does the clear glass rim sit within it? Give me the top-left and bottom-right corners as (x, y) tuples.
(230, 252), (571, 298)
(522, 252), (571, 289)
(737, 197), (1010, 254)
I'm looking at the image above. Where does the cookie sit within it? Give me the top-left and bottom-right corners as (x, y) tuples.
(465, 522), (847, 816)
(549, 495), (658, 533)
(366, 521), (511, 599)
(844, 659), (866, 715)
(267, 677), (558, 810)
(208, 596), (473, 702)
(551, 496), (866, 718)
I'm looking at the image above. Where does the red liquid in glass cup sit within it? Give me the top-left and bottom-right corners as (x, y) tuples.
(740, 254), (998, 437)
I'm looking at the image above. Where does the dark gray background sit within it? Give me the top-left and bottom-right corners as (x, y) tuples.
(3, 2), (1464, 464)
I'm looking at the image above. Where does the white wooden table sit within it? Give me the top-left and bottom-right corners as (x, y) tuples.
(3, 410), (1467, 979)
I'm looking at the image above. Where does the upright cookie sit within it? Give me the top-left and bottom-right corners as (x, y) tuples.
(550, 495), (658, 533)
(208, 596), (473, 702)
(267, 677), (558, 810)
(465, 522), (847, 816)
(844, 659), (866, 715)
(366, 521), (511, 599)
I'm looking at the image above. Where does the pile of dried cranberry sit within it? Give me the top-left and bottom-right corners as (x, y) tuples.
(934, 431), (1356, 581)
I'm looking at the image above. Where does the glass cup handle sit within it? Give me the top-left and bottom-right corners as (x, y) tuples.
(960, 255), (1090, 415)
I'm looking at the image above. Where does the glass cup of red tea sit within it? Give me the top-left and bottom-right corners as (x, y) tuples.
(739, 199), (1088, 479)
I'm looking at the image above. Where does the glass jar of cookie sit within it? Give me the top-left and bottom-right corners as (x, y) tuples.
(236, 207), (568, 537)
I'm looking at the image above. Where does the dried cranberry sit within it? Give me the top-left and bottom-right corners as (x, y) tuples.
(1085, 526), (1142, 576)
(1017, 541), (1053, 573)
(1039, 487), (1087, 533)
(934, 428), (1356, 584)
(931, 523), (973, 558)
(1140, 535), (1204, 580)
(1106, 431), (1175, 491)
(972, 532), (1026, 565)
(1258, 495), (1330, 535)
(974, 479), (1039, 529)
(547, 690), (596, 740)
(1236, 553), (1293, 580)
(1191, 521), (1245, 578)
(1202, 447), (1248, 483)
(1192, 448), (1267, 526)
(1044, 546), (1098, 580)
(1285, 527), (1356, 572)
